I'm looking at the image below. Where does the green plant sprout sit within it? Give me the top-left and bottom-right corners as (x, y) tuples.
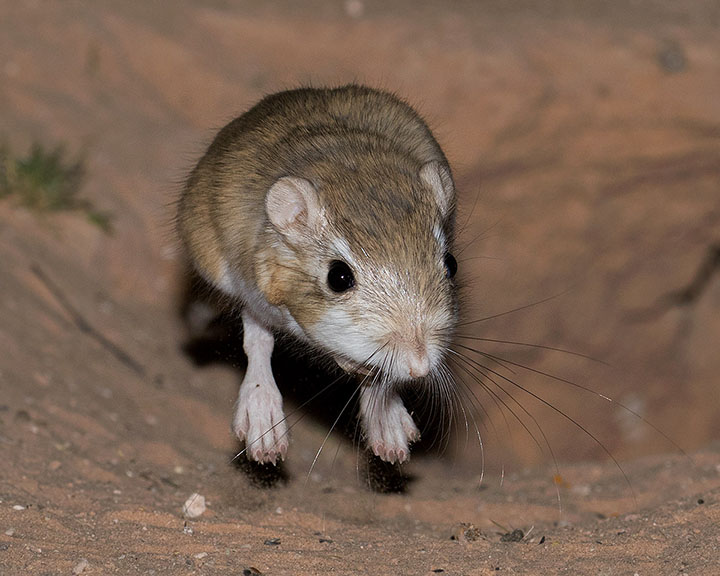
(0, 142), (113, 233)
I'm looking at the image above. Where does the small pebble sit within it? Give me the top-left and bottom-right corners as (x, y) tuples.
(658, 41), (687, 74)
(344, 0), (364, 18)
(12, 505), (25, 511)
(182, 493), (206, 519)
(72, 558), (89, 574)
(14, 410), (31, 422)
(263, 537), (281, 546)
(194, 552), (208, 559)
(5, 528), (15, 536)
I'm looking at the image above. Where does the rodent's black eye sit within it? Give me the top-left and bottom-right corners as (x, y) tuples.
(444, 252), (458, 279)
(327, 260), (355, 293)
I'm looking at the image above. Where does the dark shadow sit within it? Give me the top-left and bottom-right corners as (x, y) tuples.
(365, 453), (414, 494)
(230, 444), (289, 488)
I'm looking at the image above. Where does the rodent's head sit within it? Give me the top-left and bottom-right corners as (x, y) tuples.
(257, 158), (458, 384)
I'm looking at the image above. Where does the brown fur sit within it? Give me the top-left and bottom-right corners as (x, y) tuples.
(178, 84), (456, 349)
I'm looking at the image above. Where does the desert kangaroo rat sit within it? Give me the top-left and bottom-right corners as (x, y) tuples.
(178, 84), (458, 465)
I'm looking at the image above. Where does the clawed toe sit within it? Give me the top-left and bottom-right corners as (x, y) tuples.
(252, 441), (288, 465)
(361, 388), (420, 465)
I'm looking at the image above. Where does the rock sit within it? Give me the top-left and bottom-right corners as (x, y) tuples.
(72, 558), (89, 574)
(182, 493), (206, 519)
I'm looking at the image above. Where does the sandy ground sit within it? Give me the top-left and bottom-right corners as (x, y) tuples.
(1, 1), (719, 574)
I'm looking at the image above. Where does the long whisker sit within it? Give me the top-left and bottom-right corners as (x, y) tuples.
(352, 365), (384, 483)
(424, 364), (464, 456)
(321, 343), (394, 483)
(457, 290), (574, 328)
(447, 354), (517, 486)
(446, 356), (497, 439)
(437, 362), (486, 485)
(455, 219), (503, 256)
(449, 348), (563, 511)
(454, 335), (610, 366)
(306, 345), (389, 484)
(437, 365), (466, 455)
(455, 185), (485, 239)
(305, 373), (368, 488)
(453, 342), (637, 504)
(460, 343), (689, 459)
(450, 349), (548, 458)
(458, 254), (506, 263)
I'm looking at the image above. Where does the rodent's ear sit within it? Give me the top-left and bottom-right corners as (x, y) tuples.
(266, 176), (323, 242)
(420, 161), (455, 217)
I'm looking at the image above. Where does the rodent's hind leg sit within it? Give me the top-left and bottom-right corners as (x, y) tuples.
(233, 310), (288, 465)
(359, 386), (420, 464)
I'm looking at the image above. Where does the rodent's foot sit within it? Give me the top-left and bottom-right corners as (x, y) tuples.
(233, 380), (288, 465)
(360, 389), (420, 465)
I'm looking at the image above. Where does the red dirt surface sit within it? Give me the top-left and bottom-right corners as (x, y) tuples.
(1, 1), (719, 574)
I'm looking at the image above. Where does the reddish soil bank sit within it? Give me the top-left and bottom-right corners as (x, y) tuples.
(1, 1), (719, 573)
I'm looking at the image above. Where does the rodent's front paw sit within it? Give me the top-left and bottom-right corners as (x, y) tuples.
(233, 380), (288, 465)
(361, 391), (420, 465)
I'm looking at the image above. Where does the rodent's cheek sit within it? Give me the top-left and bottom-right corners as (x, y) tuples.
(256, 250), (318, 312)
(255, 249), (289, 307)
(311, 308), (380, 365)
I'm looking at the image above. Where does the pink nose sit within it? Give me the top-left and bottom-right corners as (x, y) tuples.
(408, 352), (430, 379)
